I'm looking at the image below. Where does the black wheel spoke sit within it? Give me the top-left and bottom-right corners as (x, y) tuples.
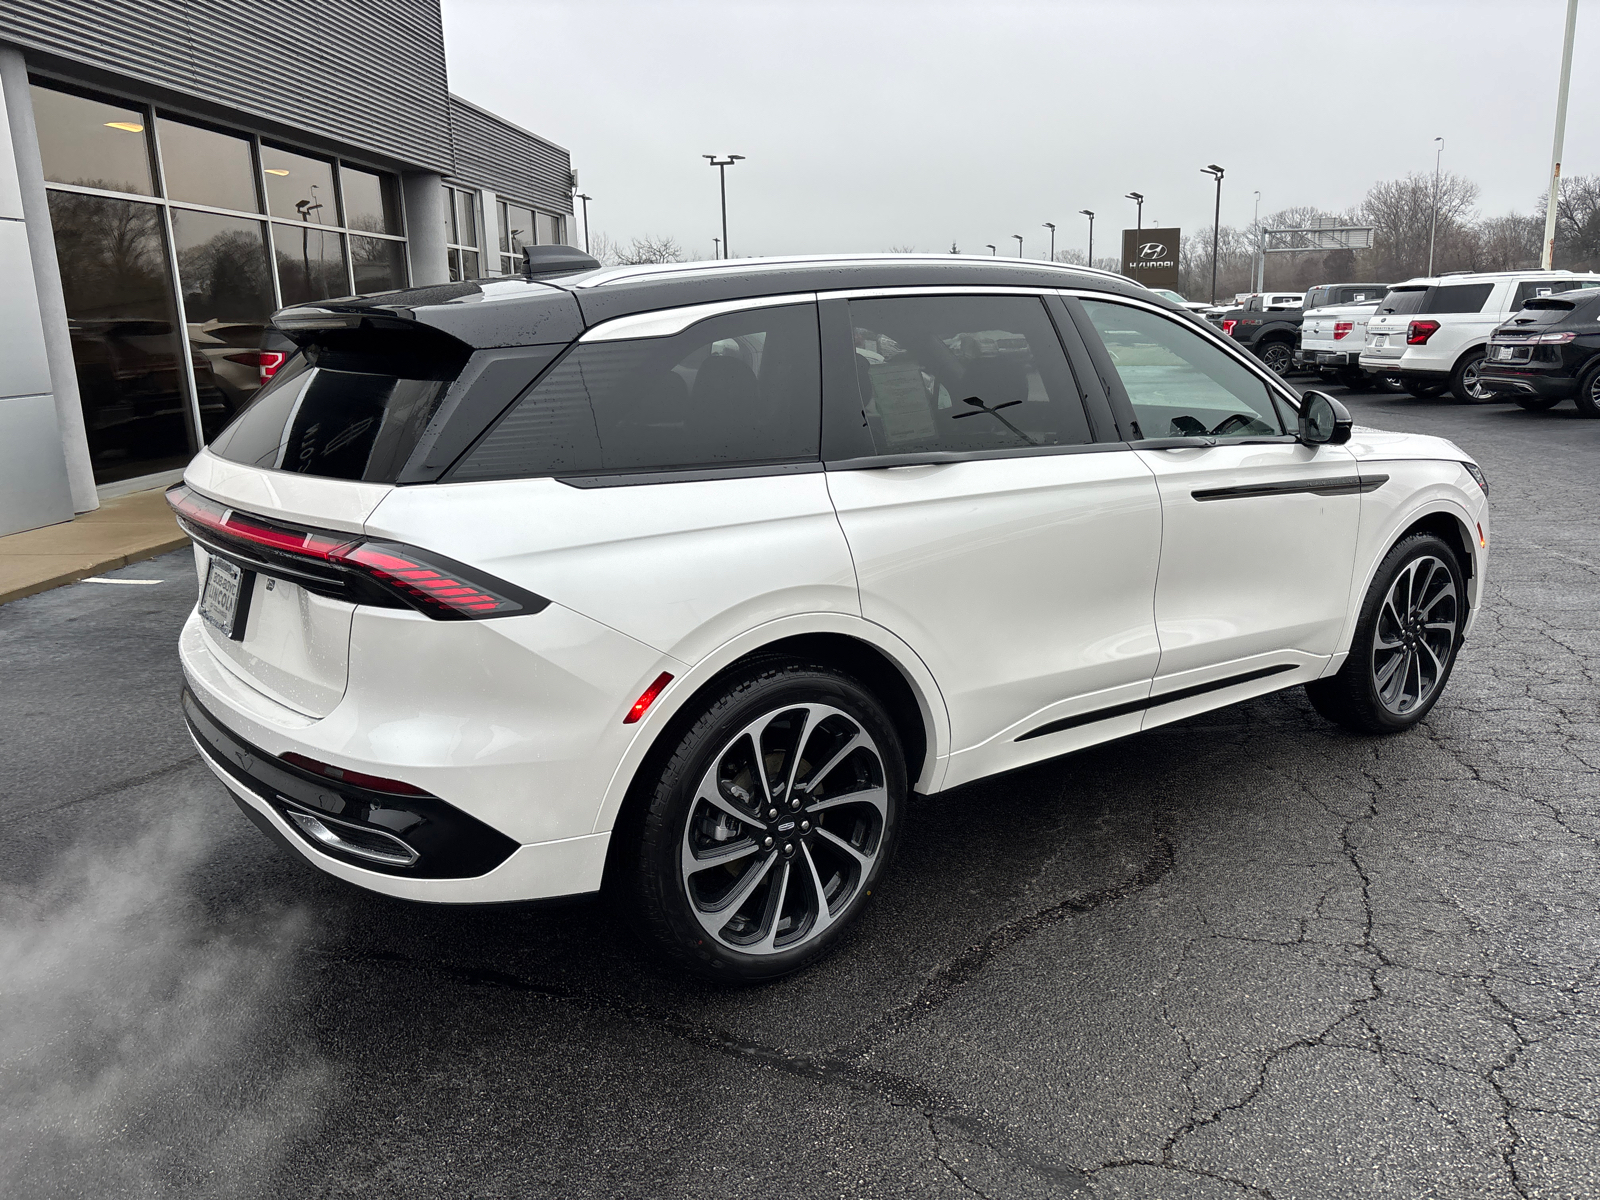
(1369, 554), (1457, 718)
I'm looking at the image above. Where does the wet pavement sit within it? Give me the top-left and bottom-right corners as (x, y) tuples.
(3, 386), (1597, 1199)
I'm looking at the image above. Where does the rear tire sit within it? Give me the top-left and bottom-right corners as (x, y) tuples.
(1306, 533), (1465, 735)
(1514, 395), (1562, 412)
(1449, 349), (1493, 403)
(623, 661), (905, 982)
(1257, 341), (1293, 377)
(1373, 372), (1406, 394)
(1403, 377), (1448, 399)
(1575, 362), (1600, 419)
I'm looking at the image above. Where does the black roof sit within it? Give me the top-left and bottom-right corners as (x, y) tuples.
(275, 255), (1173, 349)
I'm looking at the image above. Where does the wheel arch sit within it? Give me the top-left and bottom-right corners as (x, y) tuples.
(1343, 497), (1482, 660)
(592, 615), (950, 886)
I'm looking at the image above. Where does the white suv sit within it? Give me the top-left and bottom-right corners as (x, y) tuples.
(173, 252), (1490, 980)
(1361, 271), (1600, 402)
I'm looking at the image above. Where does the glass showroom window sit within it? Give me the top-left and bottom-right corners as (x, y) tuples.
(496, 199), (570, 273)
(445, 186), (483, 280)
(30, 77), (410, 484)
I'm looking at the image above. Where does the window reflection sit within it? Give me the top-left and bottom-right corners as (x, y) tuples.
(275, 223), (349, 304)
(536, 212), (563, 246)
(31, 83), (154, 196)
(351, 236), (407, 293)
(171, 211), (276, 434)
(261, 144), (338, 223)
(157, 117), (259, 213)
(341, 165), (403, 235)
(47, 191), (198, 482)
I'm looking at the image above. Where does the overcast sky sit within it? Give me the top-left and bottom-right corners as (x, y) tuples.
(440, 0), (1596, 263)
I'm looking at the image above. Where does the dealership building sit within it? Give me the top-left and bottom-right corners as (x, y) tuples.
(0, 1), (573, 537)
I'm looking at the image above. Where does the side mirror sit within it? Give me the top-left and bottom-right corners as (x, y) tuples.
(1298, 390), (1353, 445)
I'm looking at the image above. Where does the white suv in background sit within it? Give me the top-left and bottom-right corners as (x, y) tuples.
(1361, 271), (1600, 402)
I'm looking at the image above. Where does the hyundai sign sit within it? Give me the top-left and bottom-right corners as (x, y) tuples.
(1121, 227), (1181, 290)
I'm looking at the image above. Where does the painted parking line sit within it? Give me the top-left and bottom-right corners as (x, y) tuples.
(79, 577), (165, 586)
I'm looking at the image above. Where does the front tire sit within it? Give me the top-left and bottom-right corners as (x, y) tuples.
(624, 661), (905, 981)
(1306, 533), (1465, 734)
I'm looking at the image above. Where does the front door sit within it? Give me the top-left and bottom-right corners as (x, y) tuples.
(820, 292), (1164, 787)
(1074, 297), (1362, 702)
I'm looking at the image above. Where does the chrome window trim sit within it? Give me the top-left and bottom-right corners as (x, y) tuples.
(816, 284), (1061, 301)
(1058, 288), (1304, 412)
(577, 292), (818, 342)
(570, 254), (1133, 290)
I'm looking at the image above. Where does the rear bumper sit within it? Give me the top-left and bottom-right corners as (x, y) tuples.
(1477, 367), (1580, 399)
(1297, 349), (1358, 367)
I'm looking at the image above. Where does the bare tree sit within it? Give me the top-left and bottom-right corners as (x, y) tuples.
(614, 235), (683, 265)
(1360, 171), (1479, 279)
(1537, 175), (1600, 271)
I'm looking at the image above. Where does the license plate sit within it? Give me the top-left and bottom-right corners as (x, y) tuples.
(199, 557), (252, 640)
(1373, 335), (1388, 347)
(1495, 346), (1514, 360)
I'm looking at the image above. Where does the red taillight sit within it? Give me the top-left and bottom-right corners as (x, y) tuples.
(1222, 319), (1236, 336)
(280, 751), (429, 796)
(1333, 321), (1353, 340)
(341, 543), (517, 616)
(165, 484), (545, 620)
(1406, 319), (1441, 345)
(221, 349), (289, 384)
(624, 672), (674, 724)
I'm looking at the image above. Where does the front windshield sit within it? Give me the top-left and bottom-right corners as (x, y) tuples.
(1152, 289), (1187, 303)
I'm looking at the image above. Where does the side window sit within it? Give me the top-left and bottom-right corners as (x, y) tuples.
(1514, 279), (1595, 308)
(842, 295), (1090, 457)
(1422, 283), (1493, 314)
(452, 304), (820, 480)
(1079, 300), (1287, 441)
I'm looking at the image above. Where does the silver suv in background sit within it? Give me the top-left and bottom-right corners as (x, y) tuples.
(1360, 271), (1600, 402)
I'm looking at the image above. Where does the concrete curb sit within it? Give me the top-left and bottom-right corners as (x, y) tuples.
(0, 534), (191, 606)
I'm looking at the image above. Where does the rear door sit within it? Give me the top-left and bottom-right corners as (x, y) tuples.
(820, 290), (1163, 785)
(1070, 295), (1362, 716)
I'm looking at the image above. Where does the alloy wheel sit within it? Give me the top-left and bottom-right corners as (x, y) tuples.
(679, 703), (888, 955)
(1260, 343), (1291, 375)
(1370, 555), (1458, 716)
(1462, 357), (1491, 401)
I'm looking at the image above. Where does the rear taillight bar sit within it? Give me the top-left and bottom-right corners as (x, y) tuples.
(166, 483), (548, 620)
(1333, 321), (1353, 340)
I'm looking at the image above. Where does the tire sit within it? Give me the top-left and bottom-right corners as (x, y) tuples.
(1336, 367), (1366, 390)
(1576, 361), (1600, 419)
(1402, 377), (1448, 399)
(623, 660), (906, 981)
(1306, 533), (1465, 735)
(1514, 395), (1562, 412)
(1449, 349), (1494, 403)
(1257, 341), (1293, 377)
(1373, 372), (1406, 394)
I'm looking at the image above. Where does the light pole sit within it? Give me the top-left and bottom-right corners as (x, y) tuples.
(1428, 137), (1444, 276)
(295, 188), (323, 291)
(1043, 222), (1056, 261)
(1012, 234), (1024, 258)
(712, 236), (720, 260)
(986, 244), (996, 256)
(1541, 0), (1579, 270)
(575, 192), (592, 254)
(1080, 209), (1095, 266)
(1202, 165), (1225, 306)
(702, 154), (743, 258)
(1125, 192), (1144, 234)
(1252, 190), (1262, 292)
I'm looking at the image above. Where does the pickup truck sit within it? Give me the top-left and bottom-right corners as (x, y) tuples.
(1218, 283), (1386, 377)
(1296, 299), (1399, 390)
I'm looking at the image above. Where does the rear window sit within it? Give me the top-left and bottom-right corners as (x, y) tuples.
(1514, 279), (1600, 308)
(1376, 288), (1426, 315)
(1304, 287), (1332, 311)
(1422, 283), (1493, 314)
(1338, 287), (1382, 304)
(208, 329), (470, 481)
(451, 304), (821, 481)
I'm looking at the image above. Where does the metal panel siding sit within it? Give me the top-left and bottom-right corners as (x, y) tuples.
(0, 0), (453, 173)
(449, 95), (570, 215)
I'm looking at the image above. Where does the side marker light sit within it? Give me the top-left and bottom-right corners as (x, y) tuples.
(625, 673), (674, 724)
(1478, 523), (1486, 549)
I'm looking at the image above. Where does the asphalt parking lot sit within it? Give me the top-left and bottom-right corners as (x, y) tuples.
(3, 386), (1597, 1200)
